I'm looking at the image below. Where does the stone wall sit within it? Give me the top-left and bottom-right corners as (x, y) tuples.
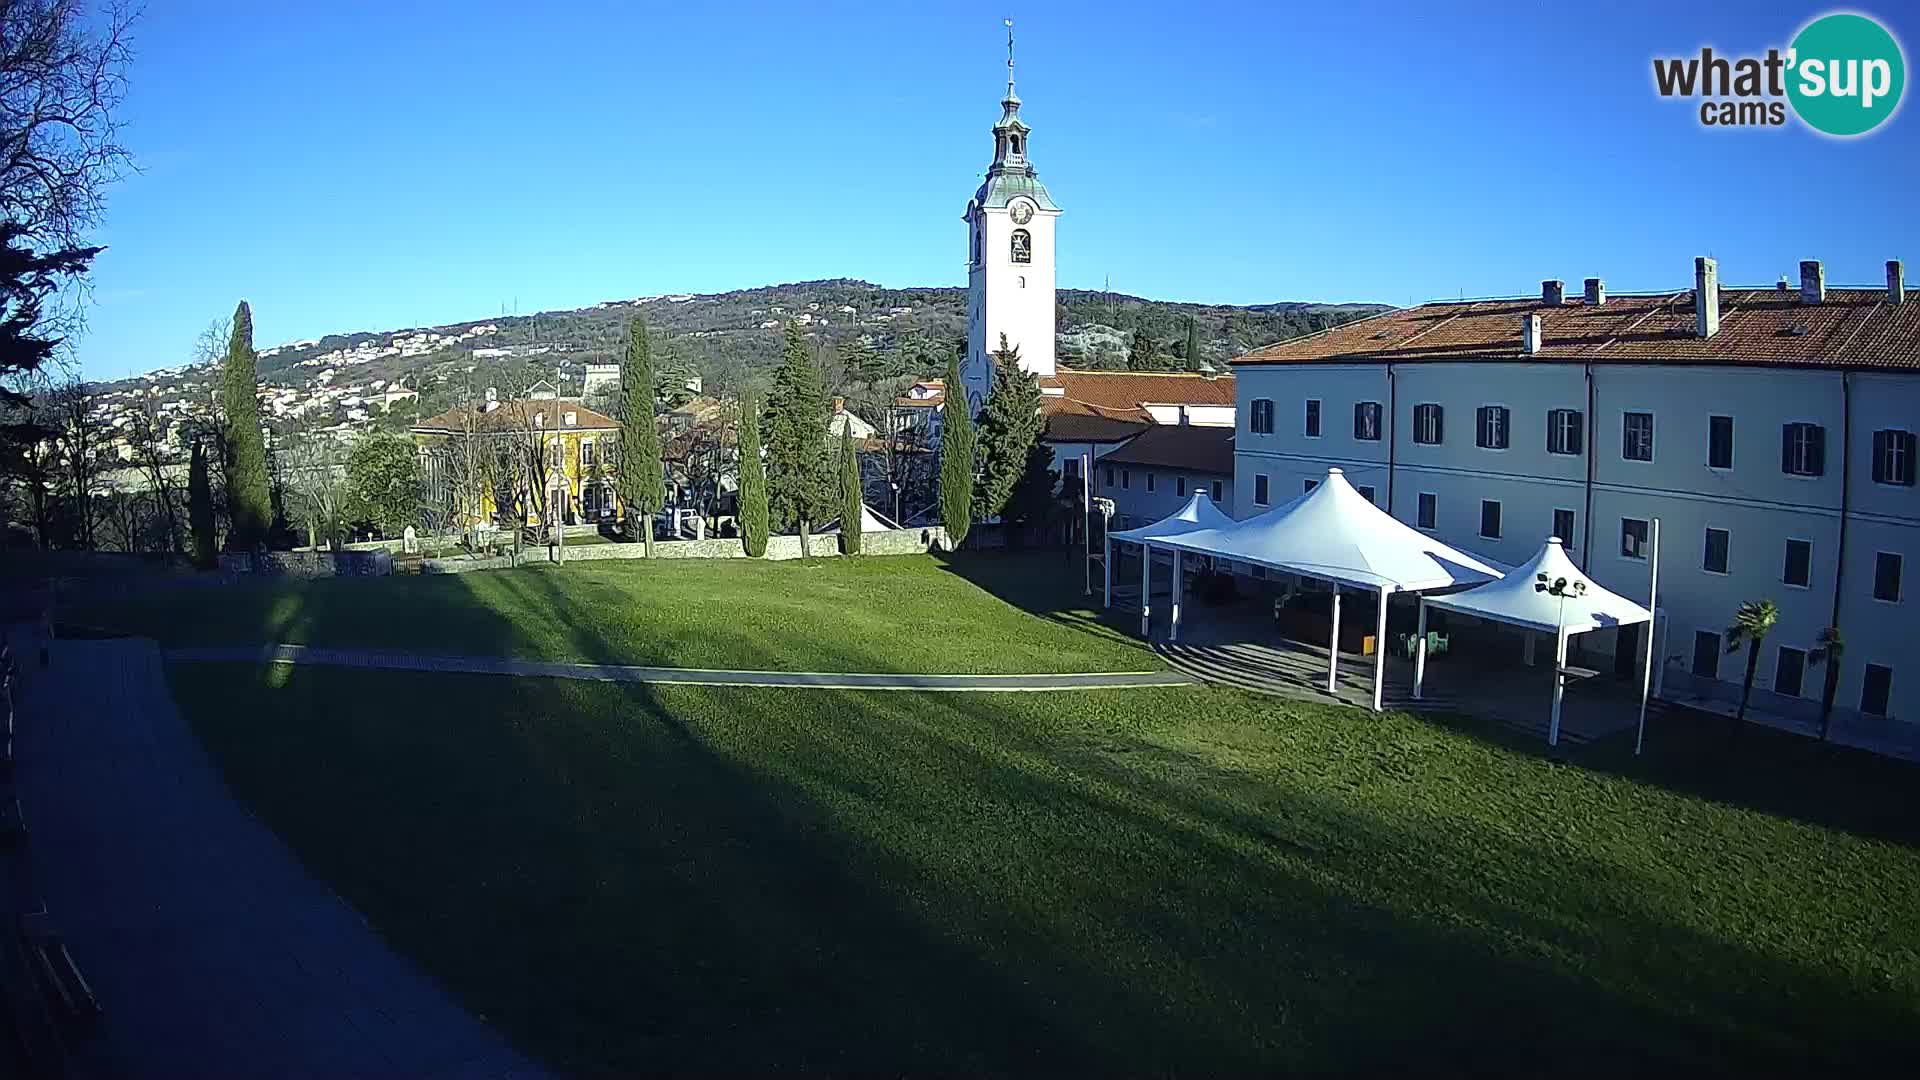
(420, 527), (949, 570)
(218, 550), (393, 580)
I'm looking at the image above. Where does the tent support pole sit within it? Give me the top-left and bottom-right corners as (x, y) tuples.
(1170, 549), (1183, 642)
(1103, 532), (1112, 609)
(1413, 600), (1428, 700)
(1371, 586), (1388, 712)
(1549, 626), (1569, 747)
(1635, 518), (1660, 756)
(1140, 543), (1151, 640)
(1326, 586), (1341, 694)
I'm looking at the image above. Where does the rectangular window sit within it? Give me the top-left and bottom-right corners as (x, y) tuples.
(1121, 469), (1131, 489)
(1774, 646), (1807, 698)
(1621, 517), (1649, 560)
(1353, 402), (1383, 441)
(1873, 429), (1916, 486)
(1304, 399), (1322, 438)
(1709, 415), (1734, 470)
(1417, 492), (1437, 530)
(1703, 527), (1730, 574)
(1210, 480), (1223, 502)
(1691, 630), (1721, 679)
(1860, 663), (1893, 717)
(1623, 412), (1654, 461)
(1356, 484), (1376, 504)
(1782, 422), (1825, 477)
(1412, 404), (1444, 445)
(1553, 508), (1576, 549)
(1546, 409), (1583, 456)
(1874, 552), (1903, 602)
(1145, 472), (1156, 493)
(1250, 398), (1274, 435)
(1063, 458), (1081, 483)
(580, 440), (595, 468)
(1103, 466), (1114, 487)
(1784, 539), (1813, 588)
(1479, 499), (1502, 540)
(1475, 405), (1510, 450)
(1253, 474), (1270, 506)
(1175, 476), (1186, 497)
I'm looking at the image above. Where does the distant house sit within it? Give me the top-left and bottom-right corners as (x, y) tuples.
(1089, 424), (1235, 530)
(411, 394), (623, 527)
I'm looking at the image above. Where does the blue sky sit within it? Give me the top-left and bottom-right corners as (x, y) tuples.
(78, 1), (1919, 379)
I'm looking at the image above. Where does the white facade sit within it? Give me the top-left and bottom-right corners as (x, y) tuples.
(1095, 462), (1232, 530)
(1232, 360), (1919, 727)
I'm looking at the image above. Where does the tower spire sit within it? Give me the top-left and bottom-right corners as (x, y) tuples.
(1005, 18), (1015, 97)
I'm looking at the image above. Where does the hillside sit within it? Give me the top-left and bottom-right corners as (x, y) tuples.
(86, 280), (1386, 452)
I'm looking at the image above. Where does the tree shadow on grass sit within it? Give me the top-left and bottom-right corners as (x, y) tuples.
(174, 561), (1920, 1074)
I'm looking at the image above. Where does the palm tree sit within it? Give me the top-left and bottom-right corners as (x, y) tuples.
(1725, 599), (1779, 739)
(1807, 625), (1845, 742)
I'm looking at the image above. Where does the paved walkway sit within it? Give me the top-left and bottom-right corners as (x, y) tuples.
(165, 644), (1197, 692)
(13, 638), (546, 1078)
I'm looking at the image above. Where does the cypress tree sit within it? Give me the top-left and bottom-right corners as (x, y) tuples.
(765, 322), (832, 557)
(221, 301), (273, 548)
(838, 424), (862, 556)
(972, 334), (1043, 523)
(617, 315), (665, 556)
(188, 438), (216, 568)
(938, 354), (976, 549)
(1184, 315), (1202, 369)
(737, 396), (768, 557)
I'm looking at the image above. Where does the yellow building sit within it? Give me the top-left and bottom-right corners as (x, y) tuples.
(411, 397), (623, 527)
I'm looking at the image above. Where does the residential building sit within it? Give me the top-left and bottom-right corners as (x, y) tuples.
(411, 395), (622, 526)
(1230, 259), (1918, 728)
(1090, 423), (1235, 529)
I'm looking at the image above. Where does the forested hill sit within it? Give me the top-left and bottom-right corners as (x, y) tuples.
(90, 280), (1386, 439)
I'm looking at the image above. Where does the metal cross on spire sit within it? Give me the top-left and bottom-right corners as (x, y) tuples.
(1005, 18), (1015, 91)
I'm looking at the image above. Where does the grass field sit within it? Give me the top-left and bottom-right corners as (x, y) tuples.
(64, 552), (1152, 674)
(171, 661), (1920, 1074)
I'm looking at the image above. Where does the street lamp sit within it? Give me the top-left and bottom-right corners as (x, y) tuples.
(1535, 573), (1586, 746)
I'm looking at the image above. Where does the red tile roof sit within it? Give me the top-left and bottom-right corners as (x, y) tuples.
(412, 400), (619, 435)
(1096, 424), (1236, 474)
(1233, 288), (1920, 371)
(1039, 368), (1234, 442)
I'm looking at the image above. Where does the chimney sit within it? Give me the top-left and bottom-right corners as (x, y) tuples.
(1695, 257), (1720, 338)
(1777, 277), (1792, 293)
(1583, 278), (1606, 306)
(1800, 259), (1825, 304)
(1521, 313), (1543, 354)
(1542, 279), (1565, 306)
(1889, 260), (1907, 304)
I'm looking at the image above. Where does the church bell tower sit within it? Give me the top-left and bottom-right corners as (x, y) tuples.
(960, 22), (1059, 413)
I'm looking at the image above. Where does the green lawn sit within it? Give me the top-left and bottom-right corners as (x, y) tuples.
(171, 662), (1920, 1074)
(65, 552), (1153, 674)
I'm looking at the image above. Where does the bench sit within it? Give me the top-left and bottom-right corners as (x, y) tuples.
(20, 911), (100, 1029)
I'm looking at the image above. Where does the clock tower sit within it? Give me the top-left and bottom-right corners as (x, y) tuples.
(960, 26), (1059, 413)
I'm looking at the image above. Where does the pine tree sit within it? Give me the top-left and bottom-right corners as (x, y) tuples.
(617, 315), (665, 556)
(736, 396), (768, 557)
(838, 424), (862, 556)
(221, 301), (273, 549)
(188, 438), (216, 568)
(972, 334), (1043, 522)
(765, 322), (833, 557)
(938, 354), (976, 549)
(1184, 315), (1203, 370)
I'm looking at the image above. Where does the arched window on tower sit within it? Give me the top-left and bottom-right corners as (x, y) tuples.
(971, 225), (981, 267)
(1010, 228), (1031, 264)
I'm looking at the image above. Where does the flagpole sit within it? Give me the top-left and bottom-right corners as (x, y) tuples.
(1634, 518), (1660, 756)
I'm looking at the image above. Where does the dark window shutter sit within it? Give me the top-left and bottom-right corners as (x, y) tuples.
(1572, 413), (1584, 455)
(1873, 431), (1889, 484)
(1546, 413), (1555, 454)
(1782, 425), (1794, 474)
(1435, 407), (1443, 444)
(1905, 432), (1919, 486)
(1810, 425), (1826, 476)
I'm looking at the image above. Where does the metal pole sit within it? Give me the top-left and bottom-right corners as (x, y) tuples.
(1103, 531), (1112, 609)
(1140, 542), (1152, 639)
(1170, 549), (1183, 643)
(1635, 517), (1661, 756)
(1326, 586), (1342, 694)
(1413, 600), (1428, 699)
(1371, 585), (1388, 712)
(1549, 625), (1569, 746)
(1081, 452), (1093, 596)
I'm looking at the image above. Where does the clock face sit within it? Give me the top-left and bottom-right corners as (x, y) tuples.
(1009, 199), (1034, 225)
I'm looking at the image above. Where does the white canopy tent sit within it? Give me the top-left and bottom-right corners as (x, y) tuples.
(820, 503), (901, 534)
(1417, 533), (1657, 746)
(1146, 468), (1506, 711)
(1105, 490), (1237, 622)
